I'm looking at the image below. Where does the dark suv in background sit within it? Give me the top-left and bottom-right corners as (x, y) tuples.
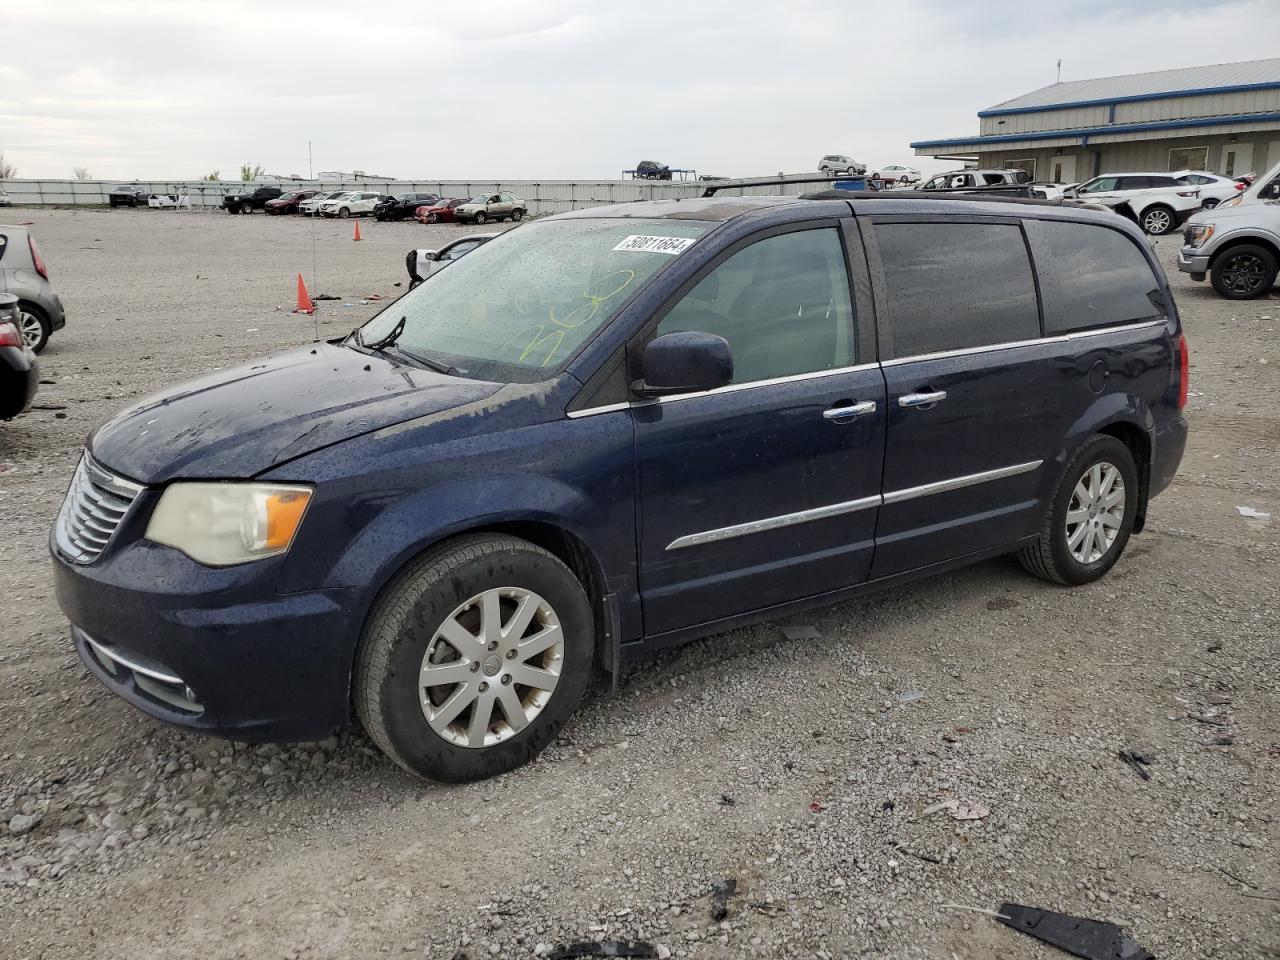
(52, 190), (1187, 783)
(108, 186), (152, 207)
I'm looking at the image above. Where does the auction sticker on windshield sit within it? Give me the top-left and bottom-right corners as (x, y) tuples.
(612, 235), (697, 255)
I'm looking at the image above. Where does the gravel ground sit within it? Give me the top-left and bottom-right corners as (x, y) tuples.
(0, 206), (1277, 960)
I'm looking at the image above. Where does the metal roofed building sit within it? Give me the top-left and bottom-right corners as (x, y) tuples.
(911, 57), (1280, 184)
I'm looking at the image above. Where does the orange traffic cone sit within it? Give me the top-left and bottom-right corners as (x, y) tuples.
(295, 273), (314, 314)
(353, 220), (362, 242)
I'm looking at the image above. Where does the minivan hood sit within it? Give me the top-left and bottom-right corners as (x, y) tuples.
(89, 342), (504, 484)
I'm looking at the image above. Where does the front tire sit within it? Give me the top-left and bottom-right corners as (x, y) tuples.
(1141, 204), (1175, 235)
(427, 212), (439, 224)
(337, 207), (350, 219)
(1019, 435), (1138, 586)
(474, 211), (487, 225)
(1210, 243), (1278, 299)
(356, 534), (595, 782)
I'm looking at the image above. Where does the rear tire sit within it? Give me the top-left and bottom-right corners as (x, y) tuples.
(1201, 198), (1220, 210)
(1019, 435), (1138, 586)
(17, 304), (49, 354)
(511, 208), (524, 222)
(356, 534), (594, 782)
(1140, 204), (1175, 235)
(1210, 243), (1278, 299)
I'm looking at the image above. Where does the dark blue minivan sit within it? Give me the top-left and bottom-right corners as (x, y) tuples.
(51, 192), (1188, 781)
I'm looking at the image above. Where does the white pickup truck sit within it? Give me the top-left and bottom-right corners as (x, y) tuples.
(1178, 160), (1280, 299)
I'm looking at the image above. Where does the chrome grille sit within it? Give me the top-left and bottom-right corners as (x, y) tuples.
(54, 454), (142, 564)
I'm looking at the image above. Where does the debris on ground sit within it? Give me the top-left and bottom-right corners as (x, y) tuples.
(780, 624), (821, 641)
(998, 902), (1155, 960)
(547, 941), (657, 959)
(718, 793), (736, 807)
(1118, 748), (1154, 781)
(709, 878), (738, 921)
(897, 689), (925, 704)
(923, 797), (990, 820)
(314, 293), (342, 301)
(1236, 506), (1271, 520)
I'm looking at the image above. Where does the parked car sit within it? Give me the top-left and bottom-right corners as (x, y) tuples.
(0, 188), (11, 207)
(108, 186), (152, 207)
(0, 224), (66, 353)
(405, 234), (496, 287)
(919, 169), (1031, 191)
(147, 194), (191, 210)
(375, 193), (441, 222)
(1172, 170), (1243, 209)
(1179, 197), (1280, 299)
(299, 191), (346, 216)
(1216, 160), (1280, 209)
(265, 190), (321, 215)
(453, 192), (526, 224)
(414, 199), (468, 224)
(51, 190), (1187, 783)
(1063, 173), (1201, 235)
(320, 191), (387, 219)
(222, 186), (284, 214)
(634, 160), (671, 181)
(871, 164), (921, 184)
(0, 293), (37, 420)
(819, 154), (867, 177)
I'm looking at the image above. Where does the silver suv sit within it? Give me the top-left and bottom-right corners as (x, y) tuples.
(0, 224), (65, 352)
(818, 154), (867, 176)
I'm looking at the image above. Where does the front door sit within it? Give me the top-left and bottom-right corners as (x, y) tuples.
(1221, 143), (1253, 179)
(634, 223), (886, 636)
(1052, 155), (1076, 184)
(863, 217), (1054, 578)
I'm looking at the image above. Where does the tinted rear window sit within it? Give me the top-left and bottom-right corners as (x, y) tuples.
(1033, 221), (1164, 334)
(874, 222), (1040, 359)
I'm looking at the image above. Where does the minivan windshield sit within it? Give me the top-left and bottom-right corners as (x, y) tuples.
(353, 218), (712, 382)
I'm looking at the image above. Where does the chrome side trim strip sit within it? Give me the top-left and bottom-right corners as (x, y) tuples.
(566, 401), (632, 420)
(568, 363), (883, 418)
(881, 319), (1164, 367)
(666, 494), (882, 551)
(80, 630), (184, 685)
(882, 460), (1043, 505)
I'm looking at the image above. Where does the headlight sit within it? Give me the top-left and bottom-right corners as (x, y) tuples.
(1186, 223), (1215, 247)
(145, 483), (312, 566)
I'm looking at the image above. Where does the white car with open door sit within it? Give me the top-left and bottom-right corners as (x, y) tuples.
(405, 234), (496, 288)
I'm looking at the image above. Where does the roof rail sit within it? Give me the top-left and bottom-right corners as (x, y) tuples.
(700, 175), (871, 197)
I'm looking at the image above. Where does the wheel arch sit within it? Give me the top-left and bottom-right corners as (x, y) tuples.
(1095, 420), (1152, 533)
(345, 516), (621, 720)
(1207, 234), (1280, 270)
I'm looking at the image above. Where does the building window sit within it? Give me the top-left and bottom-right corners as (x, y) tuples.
(1005, 158), (1036, 179)
(1168, 146), (1209, 171)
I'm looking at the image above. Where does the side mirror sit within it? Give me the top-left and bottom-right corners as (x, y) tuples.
(633, 331), (733, 397)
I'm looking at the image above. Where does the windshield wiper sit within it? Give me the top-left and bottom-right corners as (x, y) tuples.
(391, 345), (459, 376)
(364, 315), (406, 352)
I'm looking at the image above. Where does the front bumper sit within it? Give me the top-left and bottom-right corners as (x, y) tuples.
(1177, 247), (1211, 278)
(51, 534), (361, 741)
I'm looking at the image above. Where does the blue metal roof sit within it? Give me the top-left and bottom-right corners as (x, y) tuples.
(911, 110), (1280, 151)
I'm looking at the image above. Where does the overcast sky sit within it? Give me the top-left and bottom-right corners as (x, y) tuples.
(4, 0), (1280, 182)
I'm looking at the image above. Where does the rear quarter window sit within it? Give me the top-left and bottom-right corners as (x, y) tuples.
(873, 222), (1040, 359)
(1030, 220), (1164, 334)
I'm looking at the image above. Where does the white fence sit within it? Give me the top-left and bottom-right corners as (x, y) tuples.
(0, 175), (839, 216)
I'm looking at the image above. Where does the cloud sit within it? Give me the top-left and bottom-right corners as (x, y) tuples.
(1, 0), (1277, 179)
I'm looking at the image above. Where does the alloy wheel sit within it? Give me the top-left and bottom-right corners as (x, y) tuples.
(1066, 462), (1125, 564)
(1143, 209), (1172, 234)
(1221, 253), (1268, 295)
(418, 587), (564, 748)
(18, 311), (43, 350)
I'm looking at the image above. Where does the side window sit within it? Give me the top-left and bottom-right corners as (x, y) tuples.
(1082, 177), (1118, 193)
(1034, 221), (1164, 334)
(655, 228), (855, 385)
(874, 222), (1040, 359)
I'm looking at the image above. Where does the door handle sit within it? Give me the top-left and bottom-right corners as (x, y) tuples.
(823, 400), (877, 421)
(899, 390), (947, 409)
